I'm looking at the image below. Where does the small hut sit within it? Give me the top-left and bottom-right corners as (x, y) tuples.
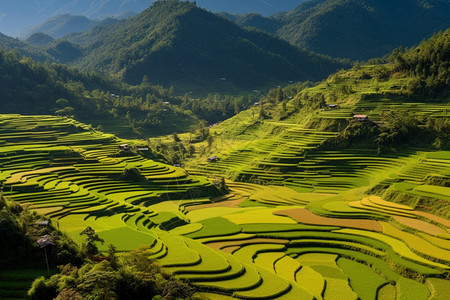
(207, 156), (219, 163)
(353, 114), (369, 121)
(326, 104), (339, 110)
(37, 235), (55, 273)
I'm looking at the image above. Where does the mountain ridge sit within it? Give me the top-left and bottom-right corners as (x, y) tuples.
(227, 0), (450, 60)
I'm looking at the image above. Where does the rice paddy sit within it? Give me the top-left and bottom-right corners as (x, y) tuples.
(1, 113), (449, 299)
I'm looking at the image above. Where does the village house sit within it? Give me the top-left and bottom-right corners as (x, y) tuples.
(353, 114), (369, 121)
(207, 156), (219, 162)
(326, 104), (339, 109)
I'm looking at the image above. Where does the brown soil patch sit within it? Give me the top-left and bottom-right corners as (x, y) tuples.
(206, 238), (288, 251)
(414, 211), (450, 229)
(275, 208), (383, 232)
(185, 197), (247, 212)
(393, 216), (446, 236)
(221, 246), (241, 254)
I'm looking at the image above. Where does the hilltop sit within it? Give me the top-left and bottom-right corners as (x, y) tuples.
(228, 0), (450, 61)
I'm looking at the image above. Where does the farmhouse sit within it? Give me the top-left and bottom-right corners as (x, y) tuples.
(353, 114), (369, 121)
(326, 104), (339, 109)
(207, 156), (219, 162)
(35, 220), (49, 226)
(37, 235), (55, 248)
(119, 144), (130, 150)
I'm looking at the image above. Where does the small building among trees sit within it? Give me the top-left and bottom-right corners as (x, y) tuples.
(326, 104), (339, 109)
(353, 114), (369, 121)
(207, 156), (219, 162)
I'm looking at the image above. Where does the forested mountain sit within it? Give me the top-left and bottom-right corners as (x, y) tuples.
(228, 0), (450, 61)
(71, 0), (347, 90)
(23, 14), (121, 39)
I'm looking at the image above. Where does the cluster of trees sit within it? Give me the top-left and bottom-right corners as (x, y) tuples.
(180, 93), (256, 123)
(392, 28), (450, 97)
(0, 194), (82, 269)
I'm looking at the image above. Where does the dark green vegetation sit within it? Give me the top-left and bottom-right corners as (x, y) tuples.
(228, 0), (450, 60)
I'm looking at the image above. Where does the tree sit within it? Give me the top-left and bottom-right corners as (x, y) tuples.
(54, 288), (84, 300)
(121, 167), (146, 182)
(80, 226), (104, 259)
(162, 280), (195, 299)
(56, 98), (69, 108)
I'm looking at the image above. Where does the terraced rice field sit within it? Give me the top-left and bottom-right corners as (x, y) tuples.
(0, 115), (214, 250)
(1, 114), (449, 299)
(188, 99), (450, 198)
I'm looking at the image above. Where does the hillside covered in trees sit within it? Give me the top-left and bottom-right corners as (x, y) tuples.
(68, 0), (347, 90)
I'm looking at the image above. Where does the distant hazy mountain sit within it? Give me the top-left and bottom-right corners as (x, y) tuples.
(72, 1), (347, 89)
(195, 0), (303, 15)
(227, 0), (450, 60)
(23, 14), (121, 39)
(0, 0), (151, 37)
(0, 0), (303, 37)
